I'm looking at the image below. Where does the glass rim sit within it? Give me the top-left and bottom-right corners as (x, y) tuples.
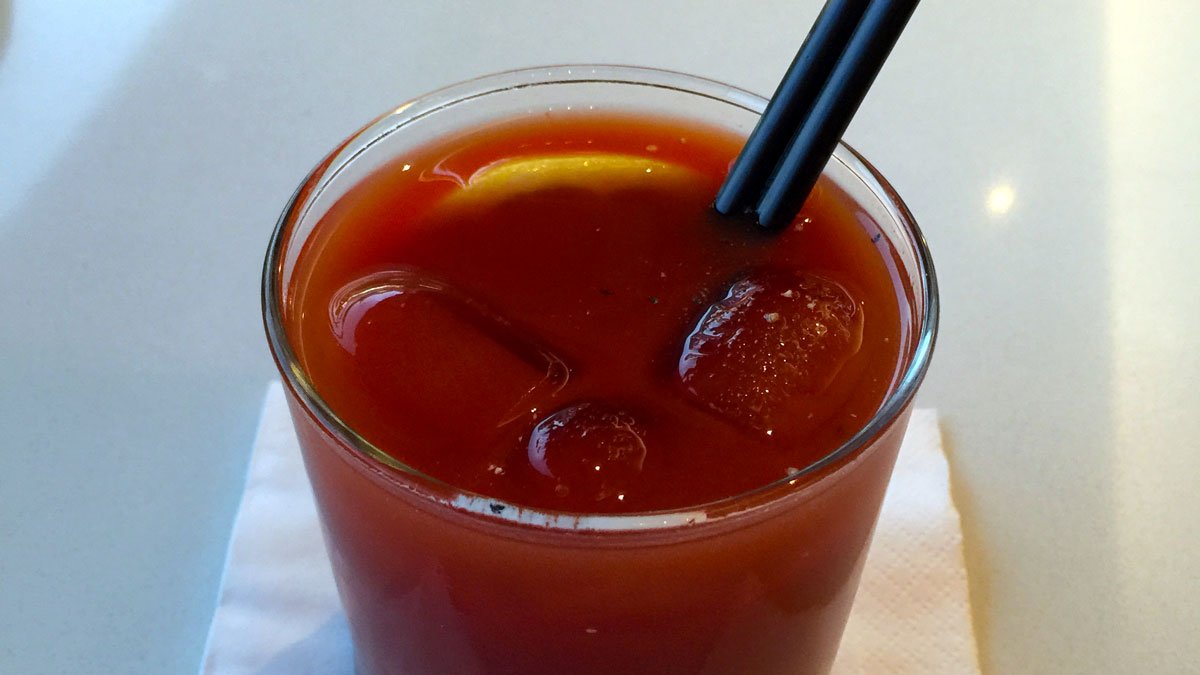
(262, 64), (939, 530)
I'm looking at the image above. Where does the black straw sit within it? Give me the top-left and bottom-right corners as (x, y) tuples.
(714, 0), (871, 217)
(716, 0), (920, 230)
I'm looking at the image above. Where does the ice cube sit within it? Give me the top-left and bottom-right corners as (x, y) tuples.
(328, 268), (570, 442)
(524, 402), (648, 504)
(676, 269), (864, 436)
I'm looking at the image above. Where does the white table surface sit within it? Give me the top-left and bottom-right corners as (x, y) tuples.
(2, 2), (1196, 673)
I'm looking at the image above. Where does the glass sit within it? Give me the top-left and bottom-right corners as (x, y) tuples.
(263, 64), (938, 675)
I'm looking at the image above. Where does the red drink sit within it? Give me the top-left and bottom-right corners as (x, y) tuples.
(264, 66), (936, 675)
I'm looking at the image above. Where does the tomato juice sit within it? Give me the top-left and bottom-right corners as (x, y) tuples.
(264, 66), (935, 675)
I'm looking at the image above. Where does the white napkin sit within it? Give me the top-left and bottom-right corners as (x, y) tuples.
(201, 383), (979, 675)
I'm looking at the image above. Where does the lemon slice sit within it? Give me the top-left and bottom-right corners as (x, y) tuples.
(439, 153), (700, 209)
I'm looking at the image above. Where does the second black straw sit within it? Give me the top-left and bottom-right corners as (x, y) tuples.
(715, 0), (920, 230)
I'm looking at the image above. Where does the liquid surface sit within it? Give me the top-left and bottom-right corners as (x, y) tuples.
(289, 113), (906, 514)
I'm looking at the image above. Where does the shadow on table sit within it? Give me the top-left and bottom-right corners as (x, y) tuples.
(0, 0), (12, 63)
(256, 613), (353, 675)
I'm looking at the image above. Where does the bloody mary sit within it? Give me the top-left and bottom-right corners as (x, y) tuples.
(264, 65), (937, 675)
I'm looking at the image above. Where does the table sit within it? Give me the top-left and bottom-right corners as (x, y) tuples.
(2, 1), (1196, 672)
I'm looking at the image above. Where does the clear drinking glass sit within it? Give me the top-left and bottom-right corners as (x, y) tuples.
(263, 64), (938, 675)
